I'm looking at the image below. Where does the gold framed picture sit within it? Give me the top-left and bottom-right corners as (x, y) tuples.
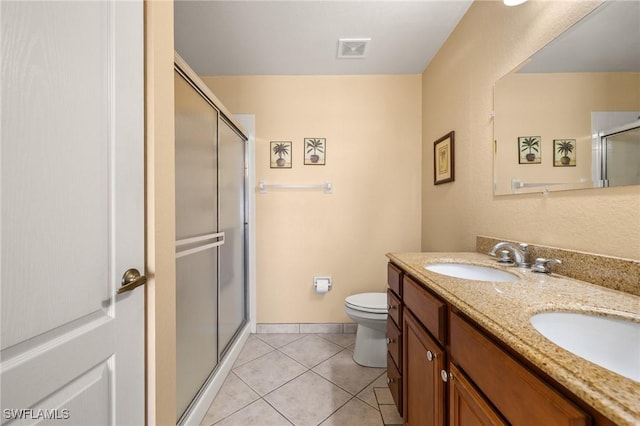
(434, 131), (455, 185)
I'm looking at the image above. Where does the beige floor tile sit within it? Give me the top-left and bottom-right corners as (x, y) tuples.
(356, 372), (388, 409)
(313, 349), (386, 395)
(374, 387), (395, 405)
(212, 399), (291, 426)
(264, 371), (351, 426)
(319, 398), (384, 426)
(318, 333), (356, 348)
(279, 335), (343, 368)
(200, 372), (260, 425)
(233, 350), (306, 396)
(255, 333), (307, 348)
(379, 404), (403, 425)
(233, 335), (275, 367)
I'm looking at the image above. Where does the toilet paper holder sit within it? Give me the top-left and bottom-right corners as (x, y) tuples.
(313, 276), (332, 292)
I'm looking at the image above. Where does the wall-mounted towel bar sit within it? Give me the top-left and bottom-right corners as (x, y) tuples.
(258, 180), (332, 194)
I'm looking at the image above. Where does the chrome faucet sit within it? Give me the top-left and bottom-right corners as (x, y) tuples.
(488, 242), (531, 268)
(531, 258), (562, 274)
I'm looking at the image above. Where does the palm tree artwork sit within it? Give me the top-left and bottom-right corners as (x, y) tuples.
(519, 136), (541, 163)
(554, 139), (575, 166)
(304, 138), (326, 165)
(271, 141), (291, 168)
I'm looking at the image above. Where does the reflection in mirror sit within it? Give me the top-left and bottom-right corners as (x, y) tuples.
(493, 0), (640, 195)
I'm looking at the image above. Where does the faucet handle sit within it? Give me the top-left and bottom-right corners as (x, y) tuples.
(532, 258), (562, 274)
(497, 250), (514, 264)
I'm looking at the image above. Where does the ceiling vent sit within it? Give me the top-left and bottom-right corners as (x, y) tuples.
(337, 38), (370, 59)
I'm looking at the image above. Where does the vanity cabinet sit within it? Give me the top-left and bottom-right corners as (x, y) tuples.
(401, 272), (447, 426)
(388, 262), (599, 426)
(404, 308), (446, 425)
(449, 311), (590, 426)
(386, 263), (404, 415)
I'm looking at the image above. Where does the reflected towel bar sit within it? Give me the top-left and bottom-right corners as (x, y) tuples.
(258, 180), (332, 194)
(511, 179), (565, 189)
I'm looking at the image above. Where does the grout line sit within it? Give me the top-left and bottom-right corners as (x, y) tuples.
(212, 333), (393, 426)
(260, 396), (296, 426)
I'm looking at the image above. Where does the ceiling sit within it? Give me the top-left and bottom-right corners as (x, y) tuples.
(173, 1), (473, 76)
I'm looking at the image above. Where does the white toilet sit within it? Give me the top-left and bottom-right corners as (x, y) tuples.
(344, 292), (388, 368)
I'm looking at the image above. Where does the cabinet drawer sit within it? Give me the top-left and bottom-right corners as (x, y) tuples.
(387, 289), (402, 328)
(386, 318), (402, 370)
(450, 312), (590, 426)
(387, 352), (403, 417)
(387, 263), (403, 296)
(403, 275), (446, 344)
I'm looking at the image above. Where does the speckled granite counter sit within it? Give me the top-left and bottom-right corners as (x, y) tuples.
(386, 252), (640, 426)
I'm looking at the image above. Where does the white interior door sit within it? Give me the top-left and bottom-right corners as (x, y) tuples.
(1, 1), (144, 425)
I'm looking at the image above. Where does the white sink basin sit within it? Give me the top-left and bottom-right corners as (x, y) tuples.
(530, 311), (640, 382)
(424, 263), (519, 282)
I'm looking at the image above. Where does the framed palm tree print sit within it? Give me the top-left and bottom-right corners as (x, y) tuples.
(270, 141), (292, 168)
(304, 138), (326, 165)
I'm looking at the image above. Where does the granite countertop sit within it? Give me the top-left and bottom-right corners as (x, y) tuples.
(387, 252), (640, 426)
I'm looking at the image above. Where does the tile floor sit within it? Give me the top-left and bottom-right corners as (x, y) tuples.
(201, 333), (403, 426)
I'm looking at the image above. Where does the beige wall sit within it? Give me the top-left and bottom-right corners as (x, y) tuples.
(203, 75), (422, 323)
(494, 72), (640, 194)
(421, 0), (640, 260)
(145, 1), (176, 424)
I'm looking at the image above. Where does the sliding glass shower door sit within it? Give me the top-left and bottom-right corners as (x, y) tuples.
(174, 70), (220, 420)
(218, 120), (247, 356)
(174, 59), (249, 423)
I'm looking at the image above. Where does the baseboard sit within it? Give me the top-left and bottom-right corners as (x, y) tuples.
(256, 323), (357, 334)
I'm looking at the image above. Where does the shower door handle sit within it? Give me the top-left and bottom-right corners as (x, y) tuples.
(118, 268), (147, 294)
(175, 232), (225, 258)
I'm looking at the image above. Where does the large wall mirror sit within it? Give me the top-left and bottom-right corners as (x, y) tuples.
(493, 0), (640, 195)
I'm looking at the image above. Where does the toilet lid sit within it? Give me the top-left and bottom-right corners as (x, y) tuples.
(345, 292), (387, 313)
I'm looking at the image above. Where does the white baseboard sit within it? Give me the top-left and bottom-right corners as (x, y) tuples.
(256, 323), (356, 334)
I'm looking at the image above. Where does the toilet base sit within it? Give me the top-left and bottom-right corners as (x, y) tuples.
(352, 323), (387, 368)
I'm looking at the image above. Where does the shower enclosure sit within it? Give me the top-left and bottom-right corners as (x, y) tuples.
(592, 112), (640, 188)
(174, 55), (248, 423)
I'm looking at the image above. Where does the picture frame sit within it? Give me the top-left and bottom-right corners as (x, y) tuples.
(434, 131), (455, 185)
(304, 138), (326, 165)
(553, 139), (576, 167)
(270, 141), (292, 168)
(518, 136), (541, 164)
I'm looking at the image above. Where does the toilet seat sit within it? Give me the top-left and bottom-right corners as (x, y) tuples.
(344, 292), (387, 314)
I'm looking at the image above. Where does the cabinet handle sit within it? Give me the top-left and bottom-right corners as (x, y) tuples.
(387, 377), (394, 384)
(386, 337), (392, 345)
(388, 304), (394, 310)
(426, 350), (435, 361)
(440, 369), (451, 382)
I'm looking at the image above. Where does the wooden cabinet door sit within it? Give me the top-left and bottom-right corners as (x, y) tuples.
(403, 309), (446, 426)
(449, 364), (507, 426)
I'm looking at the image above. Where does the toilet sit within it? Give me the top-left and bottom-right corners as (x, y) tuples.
(344, 292), (388, 368)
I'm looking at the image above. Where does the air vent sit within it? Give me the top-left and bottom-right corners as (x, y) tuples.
(337, 38), (370, 59)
